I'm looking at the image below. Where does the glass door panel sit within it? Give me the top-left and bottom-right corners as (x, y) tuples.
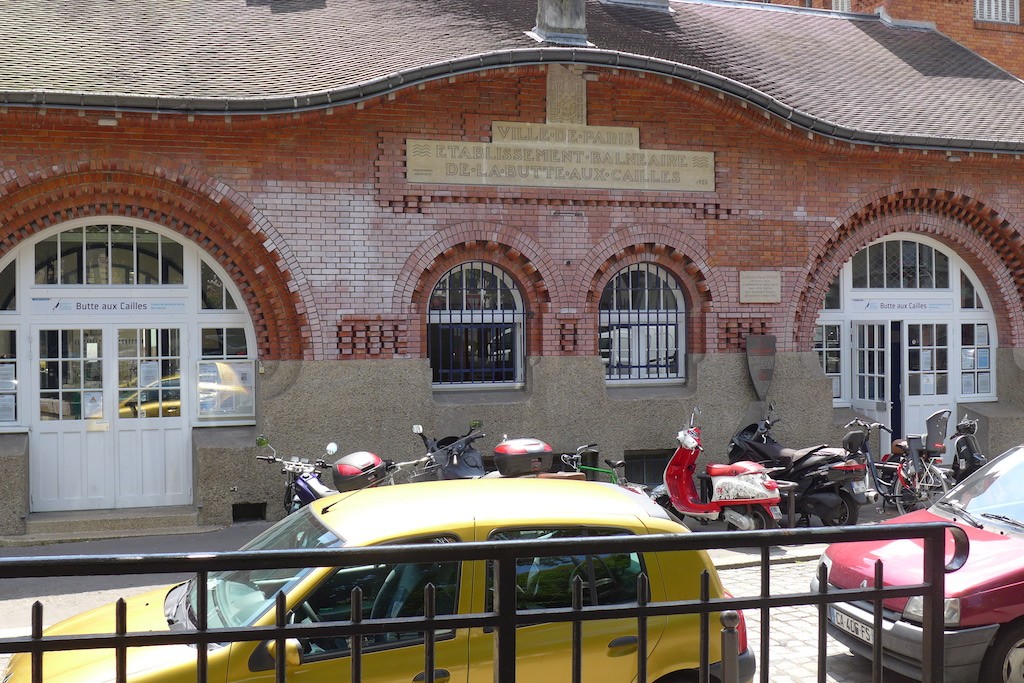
(851, 322), (890, 425)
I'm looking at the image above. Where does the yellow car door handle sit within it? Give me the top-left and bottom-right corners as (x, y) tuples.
(608, 635), (639, 652)
(412, 669), (451, 682)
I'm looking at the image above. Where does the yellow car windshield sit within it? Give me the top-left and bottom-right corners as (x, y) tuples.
(186, 506), (343, 628)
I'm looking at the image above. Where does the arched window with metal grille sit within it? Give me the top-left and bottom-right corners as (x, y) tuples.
(427, 261), (525, 387)
(599, 264), (685, 382)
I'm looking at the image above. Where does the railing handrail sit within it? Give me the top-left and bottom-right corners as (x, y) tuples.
(0, 522), (965, 683)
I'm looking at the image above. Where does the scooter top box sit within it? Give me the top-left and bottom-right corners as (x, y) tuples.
(493, 437), (553, 476)
(332, 450), (388, 491)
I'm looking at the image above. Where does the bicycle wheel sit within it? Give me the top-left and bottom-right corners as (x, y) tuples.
(893, 462), (950, 516)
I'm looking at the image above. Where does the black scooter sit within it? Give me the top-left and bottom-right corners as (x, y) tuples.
(728, 403), (875, 526)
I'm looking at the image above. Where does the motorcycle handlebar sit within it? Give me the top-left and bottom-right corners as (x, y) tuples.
(843, 418), (892, 433)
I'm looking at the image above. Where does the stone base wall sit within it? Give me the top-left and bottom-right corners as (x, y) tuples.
(192, 352), (838, 525)
(0, 435), (28, 535)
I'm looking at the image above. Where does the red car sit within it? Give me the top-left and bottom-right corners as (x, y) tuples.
(812, 445), (1024, 683)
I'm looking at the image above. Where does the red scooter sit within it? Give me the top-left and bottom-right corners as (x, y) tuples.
(657, 408), (782, 530)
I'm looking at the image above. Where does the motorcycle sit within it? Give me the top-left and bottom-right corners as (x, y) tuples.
(408, 421), (488, 482)
(256, 436), (389, 513)
(655, 407), (782, 530)
(728, 403), (874, 526)
(949, 414), (987, 484)
(258, 422), (488, 513)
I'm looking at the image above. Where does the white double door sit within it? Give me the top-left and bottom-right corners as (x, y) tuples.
(30, 324), (191, 512)
(851, 320), (953, 438)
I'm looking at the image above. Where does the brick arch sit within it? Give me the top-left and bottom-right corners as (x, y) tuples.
(791, 187), (1024, 349)
(576, 228), (716, 355)
(394, 222), (555, 357)
(393, 222), (558, 312)
(0, 153), (314, 359)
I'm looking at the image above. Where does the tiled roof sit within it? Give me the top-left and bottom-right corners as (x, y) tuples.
(2, 0), (1024, 150)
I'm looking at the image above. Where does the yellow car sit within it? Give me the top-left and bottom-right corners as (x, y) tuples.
(2, 478), (755, 683)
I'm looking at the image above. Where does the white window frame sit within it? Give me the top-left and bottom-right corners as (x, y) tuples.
(816, 234), (997, 407)
(599, 263), (686, 384)
(426, 261), (525, 389)
(976, 0), (1019, 23)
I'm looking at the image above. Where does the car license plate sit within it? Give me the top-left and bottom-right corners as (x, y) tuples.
(852, 479), (866, 493)
(831, 607), (874, 645)
(769, 505), (782, 520)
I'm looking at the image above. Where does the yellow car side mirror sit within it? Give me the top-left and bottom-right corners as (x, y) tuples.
(266, 638), (303, 667)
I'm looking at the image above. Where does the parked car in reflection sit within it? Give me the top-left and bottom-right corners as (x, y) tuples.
(2, 478), (754, 683)
(813, 443), (1024, 683)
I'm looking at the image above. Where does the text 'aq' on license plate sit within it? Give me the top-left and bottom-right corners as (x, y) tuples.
(831, 607), (874, 645)
(852, 479), (866, 493)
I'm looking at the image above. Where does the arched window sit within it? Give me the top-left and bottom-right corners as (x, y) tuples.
(427, 262), (525, 386)
(599, 264), (685, 382)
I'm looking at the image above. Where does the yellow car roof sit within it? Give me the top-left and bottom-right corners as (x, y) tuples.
(309, 477), (675, 546)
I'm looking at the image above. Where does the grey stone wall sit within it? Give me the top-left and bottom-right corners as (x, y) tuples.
(195, 351), (840, 525)
(0, 434), (29, 535)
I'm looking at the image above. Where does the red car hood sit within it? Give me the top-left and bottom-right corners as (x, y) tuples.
(825, 509), (1024, 598)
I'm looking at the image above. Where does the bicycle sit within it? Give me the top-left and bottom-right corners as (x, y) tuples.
(845, 416), (951, 516)
(559, 445), (651, 497)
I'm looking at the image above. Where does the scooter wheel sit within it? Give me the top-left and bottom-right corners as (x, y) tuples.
(820, 491), (859, 526)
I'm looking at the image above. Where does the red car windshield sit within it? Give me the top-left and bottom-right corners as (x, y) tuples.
(940, 446), (1024, 533)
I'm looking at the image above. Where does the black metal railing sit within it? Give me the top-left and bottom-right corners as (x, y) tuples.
(0, 523), (967, 683)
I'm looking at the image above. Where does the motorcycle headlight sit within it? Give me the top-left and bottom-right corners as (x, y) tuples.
(678, 430), (699, 450)
(903, 595), (960, 627)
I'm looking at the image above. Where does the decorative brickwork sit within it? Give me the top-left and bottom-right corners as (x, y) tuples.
(389, 194), (730, 219)
(722, 319), (770, 351)
(558, 317), (579, 353)
(581, 236), (715, 356)
(338, 317), (410, 358)
(792, 188), (1024, 350)
(0, 151), (313, 360)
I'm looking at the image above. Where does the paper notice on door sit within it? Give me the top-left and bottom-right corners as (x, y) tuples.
(140, 360), (161, 387)
(0, 363), (15, 392)
(921, 374), (935, 396)
(83, 391), (103, 419)
(0, 394), (15, 421)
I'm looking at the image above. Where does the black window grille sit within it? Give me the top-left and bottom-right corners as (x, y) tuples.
(599, 264), (684, 381)
(427, 262), (524, 386)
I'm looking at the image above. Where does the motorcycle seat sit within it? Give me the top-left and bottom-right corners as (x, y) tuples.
(788, 444), (831, 464)
(706, 462), (765, 477)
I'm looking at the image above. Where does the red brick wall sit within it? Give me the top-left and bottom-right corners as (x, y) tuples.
(773, 0), (1024, 79)
(3, 65), (1024, 362)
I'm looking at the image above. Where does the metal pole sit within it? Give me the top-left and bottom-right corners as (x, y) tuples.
(720, 610), (740, 683)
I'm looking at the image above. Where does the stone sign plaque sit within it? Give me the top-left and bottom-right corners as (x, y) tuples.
(407, 121), (715, 192)
(739, 271), (782, 304)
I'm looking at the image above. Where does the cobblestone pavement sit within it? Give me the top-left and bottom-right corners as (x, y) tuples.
(720, 558), (915, 683)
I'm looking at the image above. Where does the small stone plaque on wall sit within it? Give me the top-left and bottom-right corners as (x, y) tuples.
(739, 271), (782, 304)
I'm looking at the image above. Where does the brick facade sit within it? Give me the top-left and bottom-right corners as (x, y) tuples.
(3, 67), (1023, 363)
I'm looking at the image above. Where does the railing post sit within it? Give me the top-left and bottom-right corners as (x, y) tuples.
(719, 610), (740, 683)
(493, 557), (517, 683)
(922, 525), (946, 683)
(699, 571), (709, 683)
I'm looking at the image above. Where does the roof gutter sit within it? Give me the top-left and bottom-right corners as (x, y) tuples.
(1, 48), (1021, 155)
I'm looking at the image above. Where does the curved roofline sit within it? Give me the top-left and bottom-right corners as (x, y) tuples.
(3, 47), (1021, 155)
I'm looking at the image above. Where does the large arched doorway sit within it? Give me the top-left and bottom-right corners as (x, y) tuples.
(814, 235), (996, 438)
(0, 219), (256, 512)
